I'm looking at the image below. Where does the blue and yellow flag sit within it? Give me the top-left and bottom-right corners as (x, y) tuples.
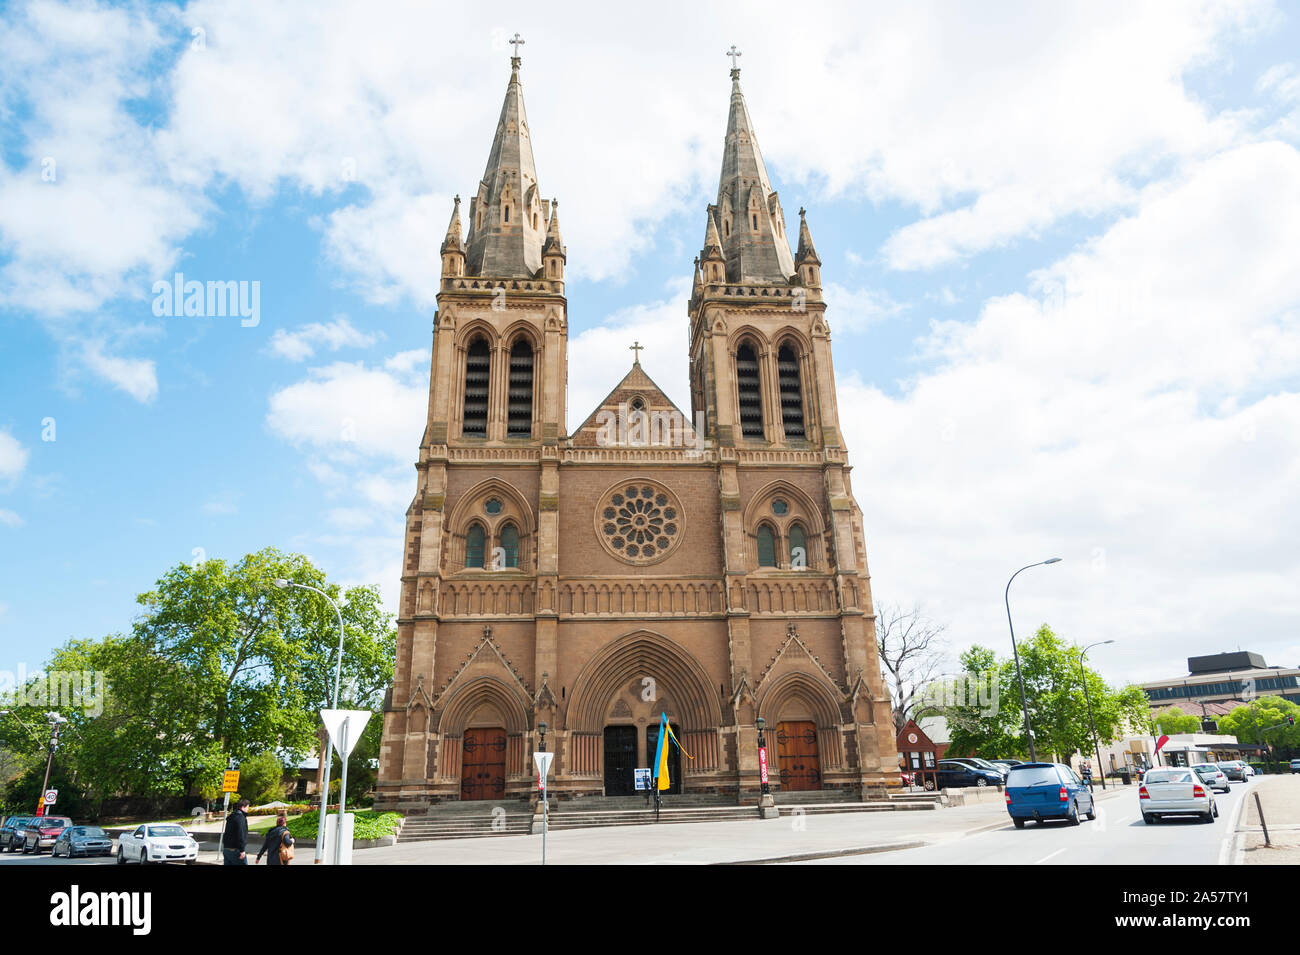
(652, 712), (694, 791)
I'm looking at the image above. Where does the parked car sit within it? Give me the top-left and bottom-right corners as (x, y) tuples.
(945, 757), (1008, 777)
(0, 815), (35, 853)
(930, 759), (1004, 790)
(989, 759), (1025, 773)
(1139, 768), (1218, 823)
(1290, 759), (1300, 775)
(1004, 762), (1096, 828)
(1216, 760), (1255, 781)
(20, 816), (73, 854)
(1190, 763), (1232, 793)
(116, 824), (199, 865)
(52, 826), (114, 859)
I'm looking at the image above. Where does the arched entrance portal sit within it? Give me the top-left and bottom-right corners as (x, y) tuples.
(603, 726), (637, 796)
(461, 727), (507, 800)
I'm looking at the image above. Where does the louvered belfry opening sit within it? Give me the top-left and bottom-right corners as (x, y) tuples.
(736, 341), (764, 440)
(507, 338), (534, 437)
(462, 337), (490, 436)
(777, 343), (805, 440)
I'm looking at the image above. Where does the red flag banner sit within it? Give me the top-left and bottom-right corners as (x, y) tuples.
(1155, 734), (1170, 753)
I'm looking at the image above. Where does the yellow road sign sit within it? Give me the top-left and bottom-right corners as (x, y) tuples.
(222, 770), (240, 793)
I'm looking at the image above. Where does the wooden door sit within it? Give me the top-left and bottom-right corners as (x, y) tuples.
(603, 726), (638, 796)
(461, 728), (507, 801)
(776, 720), (821, 791)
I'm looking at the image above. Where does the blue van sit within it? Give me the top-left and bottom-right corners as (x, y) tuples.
(1004, 762), (1095, 828)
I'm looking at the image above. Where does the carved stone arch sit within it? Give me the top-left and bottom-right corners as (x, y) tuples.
(500, 320), (541, 352)
(456, 318), (500, 351)
(727, 324), (771, 357)
(743, 479), (827, 536)
(757, 668), (844, 728)
(770, 325), (813, 356)
(565, 630), (722, 734)
(436, 675), (532, 736)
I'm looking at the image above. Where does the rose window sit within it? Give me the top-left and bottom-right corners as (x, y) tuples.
(595, 481), (683, 564)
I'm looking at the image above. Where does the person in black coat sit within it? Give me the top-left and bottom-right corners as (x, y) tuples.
(222, 799), (250, 865)
(257, 813), (295, 866)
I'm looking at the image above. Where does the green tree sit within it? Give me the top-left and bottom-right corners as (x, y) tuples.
(938, 626), (1148, 762)
(1218, 697), (1300, 767)
(236, 750), (288, 804)
(1152, 706), (1200, 736)
(131, 547), (395, 768)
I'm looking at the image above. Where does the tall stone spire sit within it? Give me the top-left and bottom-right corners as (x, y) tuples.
(464, 52), (546, 277)
(714, 55), (796, 284)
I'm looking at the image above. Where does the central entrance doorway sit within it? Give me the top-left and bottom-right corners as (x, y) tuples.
(776, 720), (822, 791)
(645, 721), (683, 794)
(460, 727), (507, 801)
(603, 725), (637, 796)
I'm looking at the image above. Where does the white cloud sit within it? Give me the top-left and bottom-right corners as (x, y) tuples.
(0, 509), (23, 528)
(79, 341), (158, 403)
(822, 283), (906, 333)
(266, 358), (426, 461)
(843, 140), (1300, 685)
(268, 316), (378, 362)
(0, 432), (29, 482)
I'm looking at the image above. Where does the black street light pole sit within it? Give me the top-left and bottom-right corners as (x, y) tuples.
(1078, 640), (1114, 790)
(1005, 558), (1062, 764)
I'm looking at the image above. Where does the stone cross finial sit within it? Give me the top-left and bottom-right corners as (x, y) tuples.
(630, 341), (644, 364)
(727, 44), (742, 72)
(510, 32), (525, 58)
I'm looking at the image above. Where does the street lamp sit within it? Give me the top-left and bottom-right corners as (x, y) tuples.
(1005, 558), (1062, 763)
(1078, 640), (1114, 790)
(275, 577), (346, 864)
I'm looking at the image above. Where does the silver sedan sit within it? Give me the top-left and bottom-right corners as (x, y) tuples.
(1190, 763), (1231, 793)
(1139, 767), (1218, 823)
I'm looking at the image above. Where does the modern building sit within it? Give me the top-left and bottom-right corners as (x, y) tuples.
(1141, 651), (1300, 712)
(374, 51), (897, 811)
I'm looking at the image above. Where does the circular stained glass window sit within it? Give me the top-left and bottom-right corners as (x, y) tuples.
(594, 480), (684, 565)
(772, 499), (788, 516)
(485, 498), (503, 515)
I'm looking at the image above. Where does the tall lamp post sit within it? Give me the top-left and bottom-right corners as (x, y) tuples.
(275, 578), (345, 864)
(0, 710), (65, 813)
(1077, 640), (1114, 790)
(1005, 558), (1062, 763)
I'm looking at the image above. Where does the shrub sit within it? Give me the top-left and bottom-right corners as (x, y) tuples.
(286, 809), (401, 842)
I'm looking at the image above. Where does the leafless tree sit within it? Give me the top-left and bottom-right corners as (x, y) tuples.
(876, 602), (949, 733)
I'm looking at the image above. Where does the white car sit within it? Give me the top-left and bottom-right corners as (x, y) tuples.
(117, 823), (199, 865)
(1139, 768), (1218, 824)
(1190, 763), (1232, 793)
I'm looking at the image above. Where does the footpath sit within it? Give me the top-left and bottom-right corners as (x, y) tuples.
(1237, 774), (1300, 866)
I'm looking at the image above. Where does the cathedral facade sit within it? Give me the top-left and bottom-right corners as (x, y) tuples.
(374, 52), (898, 810)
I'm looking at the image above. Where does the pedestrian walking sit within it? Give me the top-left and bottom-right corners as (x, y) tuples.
(1081, 758), (1094, 791)
(222, 799), (250, 865)
(257, 812), (295, 866)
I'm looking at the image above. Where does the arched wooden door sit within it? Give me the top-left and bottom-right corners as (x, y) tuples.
(461, 727), (507, 801)
(776, 720), (821, 791)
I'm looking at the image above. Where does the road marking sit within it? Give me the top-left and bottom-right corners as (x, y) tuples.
(1112, 815), (1129, 824)
(1033, 848), (1066, 865)
(1219, 783), (1251, 866)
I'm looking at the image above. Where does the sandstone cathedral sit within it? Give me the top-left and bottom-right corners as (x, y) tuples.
(374, 47), (898, 811)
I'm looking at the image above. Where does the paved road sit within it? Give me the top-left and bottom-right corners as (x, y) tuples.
(802, 777), (1258, 865)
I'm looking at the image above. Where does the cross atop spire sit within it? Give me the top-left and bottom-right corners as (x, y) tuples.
(509, 32), (525, 67)
(629, 341), (644, 365)
(726, 44), (742, 78)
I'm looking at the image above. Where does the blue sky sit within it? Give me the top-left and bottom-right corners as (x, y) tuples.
(2, 0), (1300, 687)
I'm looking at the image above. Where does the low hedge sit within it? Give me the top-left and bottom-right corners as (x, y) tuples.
(286, 809), (402, 842)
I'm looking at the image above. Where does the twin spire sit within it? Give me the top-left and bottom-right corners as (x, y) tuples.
(443, 43), (815, 285)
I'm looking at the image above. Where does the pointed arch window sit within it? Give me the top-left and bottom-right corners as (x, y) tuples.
(503, 205), (510, 222)
(462, 336), (490, 437)
(736, 341), (764, 440)
(506, 337), (534, 437)
(499, 524), (520, 569)
(788, 523), (808, 570)
(756, 524), (777, 567)
(465, 523), (486, 569)
(777, 343), (805, 440)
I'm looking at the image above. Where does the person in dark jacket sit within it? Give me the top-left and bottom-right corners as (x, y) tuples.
(222, 799), (250, 865)
(257, 813), (295, 866)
